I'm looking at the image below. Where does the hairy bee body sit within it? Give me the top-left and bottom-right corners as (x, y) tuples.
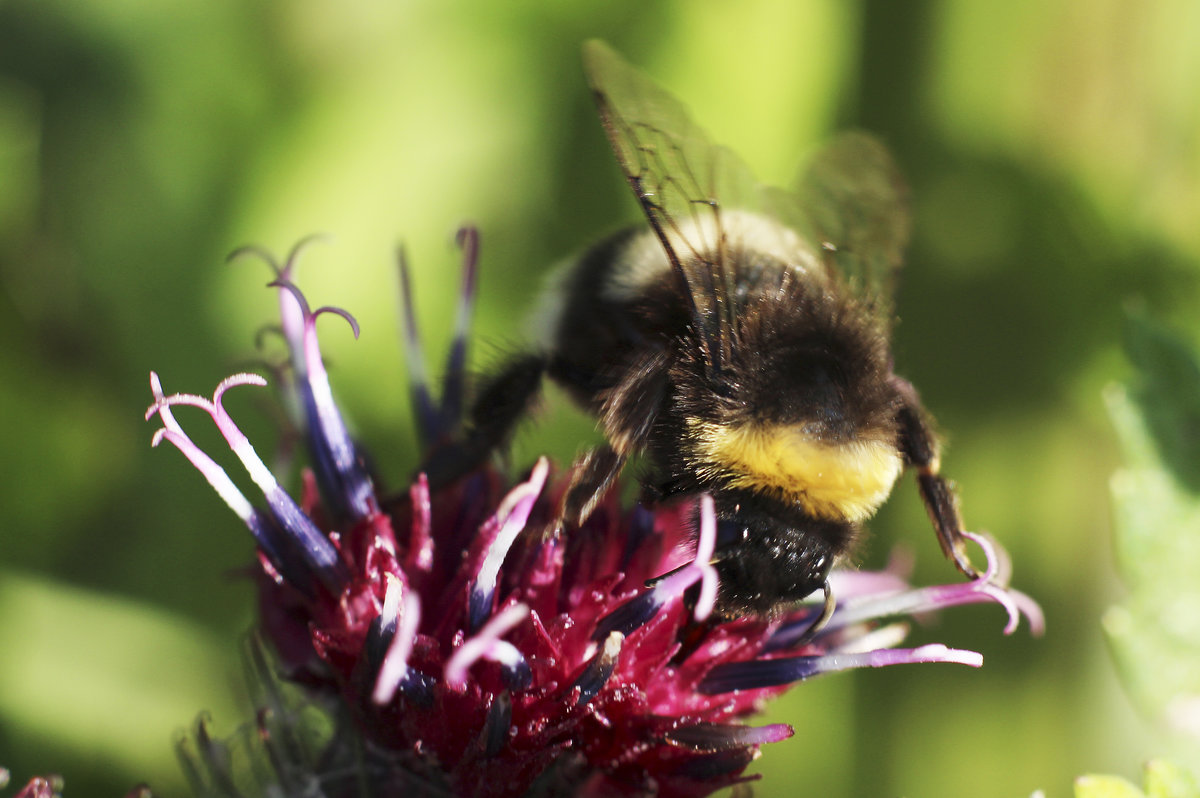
(426, 42), (978, 617)
(535, 212), (908, 615)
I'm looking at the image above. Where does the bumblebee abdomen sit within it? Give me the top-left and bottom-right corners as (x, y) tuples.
(686, 418), (903, 523)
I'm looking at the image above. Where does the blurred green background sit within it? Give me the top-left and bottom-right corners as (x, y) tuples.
(2, 0), (1199, 795)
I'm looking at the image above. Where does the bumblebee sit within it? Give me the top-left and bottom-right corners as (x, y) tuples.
(426, 41), (979, 617)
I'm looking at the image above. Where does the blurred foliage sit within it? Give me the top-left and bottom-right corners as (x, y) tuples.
(1105, 315), (1200, 755)
(0, 0), (1198, 796)
(1073, 760), (1199, 798)
(1117, 314), (1200, 492)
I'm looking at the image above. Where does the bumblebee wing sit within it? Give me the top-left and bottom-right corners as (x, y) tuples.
(791, 131), (911, 323)
(583, 40), (810, 374)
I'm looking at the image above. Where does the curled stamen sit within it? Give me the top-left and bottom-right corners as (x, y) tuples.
(226, 244), (283, 273)
(146, 390), (213, 419)
(977, 581), (1045, 636)
(445, 603), (531, 692)
(146, 373), (271, 491)
(373, 578), (422, 705)
(279, 235), (330, 278)
(227, 234), (329, 277)
(148, 372), (343, 589)
(269, 279), (362, 352)
(147, 371), (184, 431)
(269, 278), (375, 523)
(961, 532), (1044, 635)
(966, 530), (1008, 587)
(213, 371), (269, 405)
(147, 374), (326, 592)
(229, 238), (330, 351)
(146, 372), (267, 437)
(817, 531), (1044, 638)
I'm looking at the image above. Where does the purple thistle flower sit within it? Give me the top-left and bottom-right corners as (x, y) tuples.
(145, 234), (1043, 797)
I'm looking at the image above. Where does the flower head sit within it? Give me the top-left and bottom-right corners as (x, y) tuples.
(146, 234), (1042, 797)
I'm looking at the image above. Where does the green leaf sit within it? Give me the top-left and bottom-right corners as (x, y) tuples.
(1144, 760), (1200, 798)
(1075, 774), (1146, 798)
(1069, 762), (1200, 798)
(1122, 310), (1200, 493)
(1105, 313), (1200, 725)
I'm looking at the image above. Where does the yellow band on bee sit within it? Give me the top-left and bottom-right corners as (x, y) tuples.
(688, 419), (903, 523)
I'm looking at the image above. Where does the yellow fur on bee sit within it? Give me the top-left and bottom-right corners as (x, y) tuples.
(688, 419), (903, 522)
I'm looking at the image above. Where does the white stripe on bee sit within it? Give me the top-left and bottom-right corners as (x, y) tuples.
(604, 209), (822, 302)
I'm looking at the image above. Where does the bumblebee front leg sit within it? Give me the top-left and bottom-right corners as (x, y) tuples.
(892, 377), (980, 579)
(419, 354), (547, 488)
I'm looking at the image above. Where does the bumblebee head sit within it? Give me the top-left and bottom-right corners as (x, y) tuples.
(710, 507), (848, 618)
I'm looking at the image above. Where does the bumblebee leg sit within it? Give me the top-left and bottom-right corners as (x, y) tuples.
(559, 444), (626, 531)
(892, 377), (980, 579)
(596, 347), (672, 457)
(552, 346), (669, 532)
(419, 354), (547, 488)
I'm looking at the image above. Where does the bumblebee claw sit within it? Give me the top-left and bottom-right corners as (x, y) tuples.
(790, 581), (836, 646)
(951, 542), (982, 581)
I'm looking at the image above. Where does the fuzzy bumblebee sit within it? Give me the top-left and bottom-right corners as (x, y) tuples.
(425, 41), (978, 618)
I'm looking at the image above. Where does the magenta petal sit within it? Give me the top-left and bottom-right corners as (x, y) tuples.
(666, 722), (795, 751)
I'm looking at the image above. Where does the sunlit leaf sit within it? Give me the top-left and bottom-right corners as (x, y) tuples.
(1105, 313), (1200, 732)
(1075, 774), (1146, 798)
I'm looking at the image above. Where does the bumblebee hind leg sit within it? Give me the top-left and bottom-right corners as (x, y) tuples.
(892, 376), (981, 579)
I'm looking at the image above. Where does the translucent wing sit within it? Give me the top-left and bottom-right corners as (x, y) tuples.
(583, 41), (911, 343)
(583, 40), (821, 374)
(792, 132), (911, 323)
